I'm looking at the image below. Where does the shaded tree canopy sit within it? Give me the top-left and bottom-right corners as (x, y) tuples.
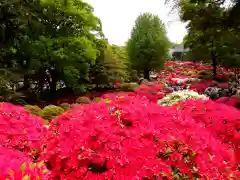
(0, 0), (131, 103)
(166, 0), (240, 76)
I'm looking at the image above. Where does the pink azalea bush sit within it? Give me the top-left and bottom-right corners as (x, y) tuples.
(217, 82), (229, 89)
(100, 83), (166, 103)
(0, 147), (49, 179)
(0, 61), (240, 179)
(161, 61), (237, 90)
(133, 83), (165, 102)
(172, 99), (240, 163)
(189, 80), (213, 94)
(0, 102), (47, 158)
(41, 96), (239, 179)
(216, 97), (240, 107)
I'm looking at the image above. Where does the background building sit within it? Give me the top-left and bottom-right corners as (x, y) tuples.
(170, 44), (189, 60)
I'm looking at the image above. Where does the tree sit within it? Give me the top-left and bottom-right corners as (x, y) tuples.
(89, 43), (129, 89)
(165, 0), (240, 27)
(0, 0), (105, 100)
(29, 0), (103, 94)
(178, 0), (240, 75)
(29, 36), (98, 93)
(111, 45), (131, 81)
(0, 0), (138, 104)
(179, 0), (236, 76)
(127, 13), (170, 80)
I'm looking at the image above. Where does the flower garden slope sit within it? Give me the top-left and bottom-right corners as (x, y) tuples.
(0, 147), (49, 179)
(0, 103), (47, 158)
(42, 96), (239, 179)
(173, 99), (240, 163)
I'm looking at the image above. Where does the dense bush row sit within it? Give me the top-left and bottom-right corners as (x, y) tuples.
(0, 95), (240, 179)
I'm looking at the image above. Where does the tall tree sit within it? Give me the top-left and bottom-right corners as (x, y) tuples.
(0, 0), (109, 104)
(179, 0), (240, 75)
(165, 0), (240, 37)
(179, 0), (234, 76)
(127, 13), (170, 80)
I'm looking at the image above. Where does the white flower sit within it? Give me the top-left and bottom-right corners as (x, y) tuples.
(171, 78), (200, 84)
(158, 90), (208, 106)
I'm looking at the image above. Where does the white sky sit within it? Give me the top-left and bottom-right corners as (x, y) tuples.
(84, 0), (187, 46)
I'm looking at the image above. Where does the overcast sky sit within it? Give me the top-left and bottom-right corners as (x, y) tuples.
(84, 0), (187, 46)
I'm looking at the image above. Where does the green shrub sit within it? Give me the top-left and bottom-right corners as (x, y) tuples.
(70, 104), (80, 109)
(129, 70), (138, 82)
(40, 105), (65, 122)
(59, 103), (70, 111)
(75, 96), (91, 104)
(93, 97), (102, 103)
(121, 83), (139, 91)
(0, 77), (10, 96)
(198, 70), (212, 80)
(24, 105), (42, 116)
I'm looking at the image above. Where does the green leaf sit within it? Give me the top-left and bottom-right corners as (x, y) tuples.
(20, 162), (27, 173)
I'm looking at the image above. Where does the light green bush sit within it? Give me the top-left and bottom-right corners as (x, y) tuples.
(59, 103), (70, 111)
(24, 105), (42, 116)
(40, 105), (65, 122)
(121, 83), (139, 91)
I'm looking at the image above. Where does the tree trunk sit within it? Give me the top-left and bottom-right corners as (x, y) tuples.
(144, 69), (149, 80)
(37, 72), (46, 98)
(50, 71), (57, 93)
(211, 52), (217, 77)
(181, 52), (184, 61)
(23, 75), (30, 90)
(211, 39), (217, 77)
(45, 70), (57, 93)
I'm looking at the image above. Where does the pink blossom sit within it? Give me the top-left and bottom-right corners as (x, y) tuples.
(42, 96), (239, 179)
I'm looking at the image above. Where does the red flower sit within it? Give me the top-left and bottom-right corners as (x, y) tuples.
(0, 103), (47, 158)
(42, 96), (238, 179)
(115, 82), (121, 88)
(173, 99), (240, 164)
(0, 147), (49, 179)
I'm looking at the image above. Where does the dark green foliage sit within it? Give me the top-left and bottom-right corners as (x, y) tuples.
(0, 77), (10, 97)
(0, 0), (126, 102)
(120, 83), (139, 91)
(89, 44), (129, 89)
(198, 70), (213, 80)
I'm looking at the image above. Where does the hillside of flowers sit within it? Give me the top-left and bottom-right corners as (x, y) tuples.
(1, 61), (240, 179)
